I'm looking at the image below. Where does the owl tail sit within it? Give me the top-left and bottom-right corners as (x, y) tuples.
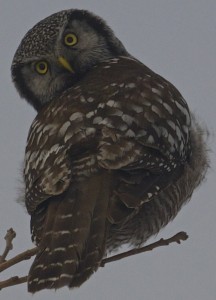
(28, 172), (111, 293)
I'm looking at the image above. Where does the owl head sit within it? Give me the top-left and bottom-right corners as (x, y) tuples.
(11, 9), (128, 111)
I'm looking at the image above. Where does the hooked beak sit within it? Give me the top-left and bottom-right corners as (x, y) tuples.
(58, 56), (75, 74)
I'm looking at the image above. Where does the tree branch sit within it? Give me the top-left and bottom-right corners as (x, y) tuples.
(0, 276), (27, 290)
(0, 247), (38, 273)
(0, 229), (188, 291)
(0, 228), (16, 263)
(101, 231), (188, 267)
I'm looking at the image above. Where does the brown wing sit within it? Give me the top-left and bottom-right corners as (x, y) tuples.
(25, 56), (192, 291)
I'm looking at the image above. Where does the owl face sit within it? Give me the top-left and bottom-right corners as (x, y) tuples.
(11, 9), (128, 110)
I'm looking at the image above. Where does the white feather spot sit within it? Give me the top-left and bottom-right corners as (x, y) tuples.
(107, 100), (115, 107)
(157, 83), (165, 89)
(86, 111), (95, 118)
(167, 120), (176, 131)
(42, 124), (55, 133)
(126, 83), (136, 88)
(93, 116), (103, 124)
(110, 58), (119, 63)
(163, 102), (173, 115)
(80, 95), (86, 103)
(60, 274), (74, 279)
(122, 114), (134, 125)
(146, 135), (155, 144)
(59, 121), (70, 136)
(100, 118), (113, 127)
(52, 247), (66, 253)
(126, 129), (136, 137)
(58, 213), (73, 219)
(87, 97), (94, 103)
(59, 230), (71, 235)
(86, 127), (96, 136)
(98, 102), (105, 109)
(68, 244), (78, 249)
(161, 127), (169, 138)
(151, 105), (162, 116)
(38, 277), (58, 284)
(118, 123), (128, 131)
(175, 125), (182, 141)
(175, 101), (187, 115)
(168, 134), (176, 146)
(152, 88), (162, 96)
(65, 259), (76, 264)
(33, 264), (44, 270)
(46, 262), (63, 268)
(69, 112), (83, 122)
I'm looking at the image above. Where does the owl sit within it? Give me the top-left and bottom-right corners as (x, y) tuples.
(11, 9), (208, 293)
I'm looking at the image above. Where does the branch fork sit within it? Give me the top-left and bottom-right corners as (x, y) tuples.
(0, 228), (188, 290)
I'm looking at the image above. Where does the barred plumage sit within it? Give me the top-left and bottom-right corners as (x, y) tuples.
(11, 9), (208, 293)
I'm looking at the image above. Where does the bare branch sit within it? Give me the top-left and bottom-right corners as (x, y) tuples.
(0, 247), (38, 273)
(0, 231), (188, 290)
(0, 276), (27, 290)
(101, 231), (188, 267)
(0, 228), (16, 263)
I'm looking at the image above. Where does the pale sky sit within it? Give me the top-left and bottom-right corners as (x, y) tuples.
(0, 1), (216, 299)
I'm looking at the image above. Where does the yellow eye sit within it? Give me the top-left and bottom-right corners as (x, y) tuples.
(35, 61), (48, 75)
(64, 33), (78, 46)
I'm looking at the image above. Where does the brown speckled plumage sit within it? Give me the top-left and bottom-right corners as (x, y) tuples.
(11, 9), (209, 293)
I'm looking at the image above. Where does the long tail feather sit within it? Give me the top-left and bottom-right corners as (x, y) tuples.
(28, 172), (111, 293)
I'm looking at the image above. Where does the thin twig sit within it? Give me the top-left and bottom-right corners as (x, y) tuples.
(0, 247), (38, 273)
(0, 276), (27, 290)
(100, 231), (188, 267)
(0, 231), (188, 290)
(0, 228), (16, 263)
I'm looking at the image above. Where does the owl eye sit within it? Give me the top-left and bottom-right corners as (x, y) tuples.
(35, 61), (48, 75)
(64, 33), (78, 46)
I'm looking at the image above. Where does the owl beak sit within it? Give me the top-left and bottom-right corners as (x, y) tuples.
(58, 56), (75, 74)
